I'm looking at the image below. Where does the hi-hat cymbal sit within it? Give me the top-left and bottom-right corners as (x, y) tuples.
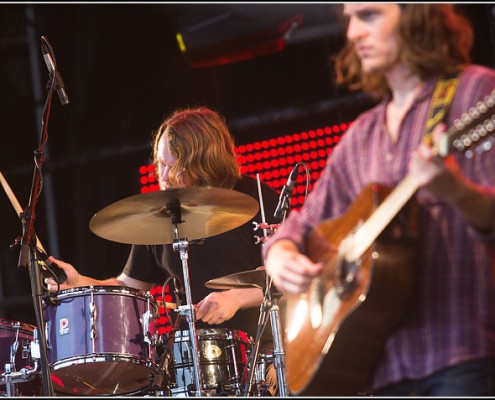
(205, 267), (268, 290)
(89, 186), (259, 245)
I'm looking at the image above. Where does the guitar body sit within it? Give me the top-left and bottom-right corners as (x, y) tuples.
(284, 183), (419, 395)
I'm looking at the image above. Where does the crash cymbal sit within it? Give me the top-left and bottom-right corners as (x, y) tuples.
(89, 186), (259, 245)
(205, 267), (267, 290)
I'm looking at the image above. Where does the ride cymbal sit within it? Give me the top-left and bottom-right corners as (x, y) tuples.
(89, 186), (259, 245)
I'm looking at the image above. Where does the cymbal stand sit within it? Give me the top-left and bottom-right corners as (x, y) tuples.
(169, 204), (204, 397)
(266, 284), (289, 397)
(244, 174), (288, 396)
(242, 281), (288, 397)
(242, 291), (270, 396)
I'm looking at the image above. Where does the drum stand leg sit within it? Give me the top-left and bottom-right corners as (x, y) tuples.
(170, 206), (204, 397)
(243, 287), (288, 397)
(268, 293), (289, 397)
(242, 302), (269, 397)
(3, 364), (19, 397)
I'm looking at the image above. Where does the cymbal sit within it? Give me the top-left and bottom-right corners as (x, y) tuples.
(89, 186), (259, 245)
(205, 267), (268, 290)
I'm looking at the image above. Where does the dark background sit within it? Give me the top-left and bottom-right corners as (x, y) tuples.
(0, 3), (494, 325)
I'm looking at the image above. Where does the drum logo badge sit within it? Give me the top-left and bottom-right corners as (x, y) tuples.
(204, 344), (222, 360)
(58, 318), (69, 335)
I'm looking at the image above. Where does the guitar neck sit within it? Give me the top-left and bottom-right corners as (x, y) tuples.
(350, 173), (419, 261)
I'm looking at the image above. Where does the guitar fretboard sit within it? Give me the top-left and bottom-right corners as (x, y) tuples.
(348, 174), (419, 262)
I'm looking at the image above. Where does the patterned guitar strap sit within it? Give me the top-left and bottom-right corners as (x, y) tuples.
(423, 68), (463, 146)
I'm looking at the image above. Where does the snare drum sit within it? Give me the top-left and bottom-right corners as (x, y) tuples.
(169, 328), (252, 397)
(43, 286), (163, 395)
(0, 319), (42, 396)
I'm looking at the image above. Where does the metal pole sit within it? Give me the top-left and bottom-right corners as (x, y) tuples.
(24, 5), (60, 258)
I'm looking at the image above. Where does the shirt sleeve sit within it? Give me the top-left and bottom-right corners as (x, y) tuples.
(123, 244), (167, 284)
(262, 122), (362, 258)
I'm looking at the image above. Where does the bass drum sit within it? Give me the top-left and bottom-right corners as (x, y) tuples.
(43, 286), (163, 396)
(0, 319), (42, 396)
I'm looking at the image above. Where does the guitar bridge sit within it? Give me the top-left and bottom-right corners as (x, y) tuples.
(335, 258), (360, 300)
(336, 234), (361, 299)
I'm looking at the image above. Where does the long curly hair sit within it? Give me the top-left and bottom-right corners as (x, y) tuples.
(152, 107), (241, 189)
(334, 4), (474, 97)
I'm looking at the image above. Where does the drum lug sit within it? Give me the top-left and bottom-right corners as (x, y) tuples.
(44, 321), (51, 350)
(142, 310), (153, 345)
(89, 291), (97, 344)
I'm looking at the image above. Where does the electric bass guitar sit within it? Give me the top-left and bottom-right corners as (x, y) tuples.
(283, 89), (495, 396)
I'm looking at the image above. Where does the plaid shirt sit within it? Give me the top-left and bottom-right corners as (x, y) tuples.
(264, 65), (495, 390)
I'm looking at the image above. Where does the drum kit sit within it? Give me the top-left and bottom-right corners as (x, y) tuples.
(0, 184), (289, 397)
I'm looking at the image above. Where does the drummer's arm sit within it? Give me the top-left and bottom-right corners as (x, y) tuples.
(45, 257), (152, 291)
(116, 272), (154, 291)
(227, 287), (265, 309)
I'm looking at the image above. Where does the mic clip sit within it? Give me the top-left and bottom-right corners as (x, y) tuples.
(273, 164), (299, 219)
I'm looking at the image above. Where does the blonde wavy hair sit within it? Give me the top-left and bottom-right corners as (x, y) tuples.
(152, 107), (241, 188)
(334, 4), (474, 97)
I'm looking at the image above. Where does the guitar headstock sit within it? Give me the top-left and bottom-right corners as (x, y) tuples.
(438, 89), (495, 158)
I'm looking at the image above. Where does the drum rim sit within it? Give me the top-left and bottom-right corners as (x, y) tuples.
(0, 318), (37, 333)
(51, 353), (163, 395)
(42, 285), (156, 304)
(50, 352), (163, 373)
(173, 327), (252, 343)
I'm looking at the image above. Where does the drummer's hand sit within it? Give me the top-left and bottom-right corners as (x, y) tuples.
(195, 291), (240, 325)
(44, 257), (85, 291)
(265, 239), (321, 295)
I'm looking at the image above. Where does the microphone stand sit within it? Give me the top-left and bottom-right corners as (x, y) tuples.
(17, 113), (54, 397)
(243, 175), (289, 396)
(14, 37), (63, 397)
(278, 193), (292, 221)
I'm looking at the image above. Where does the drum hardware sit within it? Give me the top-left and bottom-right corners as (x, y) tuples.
(88, 186), (259, 397)
(1, 170), (57, 396)
(5, 36), (73, 396)
(253, 352), (273, 396)
(243, 295), (270, 397)
(0, 321), (42, 397)
(242, 282), (288, 397)
(253, 222), (280, 245)
(206, 268), (289, 397)
(265, 287), (288, 396)
(170, 205), (204, 397)
(151, 298), (183, 396)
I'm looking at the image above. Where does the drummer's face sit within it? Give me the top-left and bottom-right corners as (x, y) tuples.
(157, 134), (185, 190)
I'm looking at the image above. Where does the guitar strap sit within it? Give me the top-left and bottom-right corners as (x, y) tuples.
(423, 68), (463, 146)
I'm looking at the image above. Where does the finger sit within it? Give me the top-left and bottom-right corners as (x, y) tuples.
(45, 278), (59, 292)
(432, 122), (447, 143)
(284, 259), (321, 280)
(196, 299), (214, 321)
(200, 307), (217, 324)
(208, 316), (224, 325)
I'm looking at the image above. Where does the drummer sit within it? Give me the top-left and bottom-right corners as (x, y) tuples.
(45, 106), (281, 371)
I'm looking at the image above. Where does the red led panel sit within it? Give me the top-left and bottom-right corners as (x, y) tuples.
(138, 121), (350, 332)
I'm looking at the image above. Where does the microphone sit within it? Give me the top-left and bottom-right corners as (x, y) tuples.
(274, 164), (299, 219)
(41, 41), (69, 106)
